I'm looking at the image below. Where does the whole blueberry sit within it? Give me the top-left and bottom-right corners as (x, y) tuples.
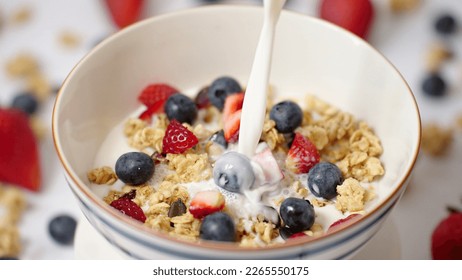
(209, 130), (228, 148)
(280, 198), (315, 233)
(48, 214), (77, 245)
(164, 93), (198, 124)
(307, 162), (343, 200)
(422, 73), (446, 97)
(269, 101), (303, 133)
(11, 93), (38, 115)
(115, 152), (155, 186)
(200, 212), (236, 242)
(207, 76), (242, 110)
(435, 14), (457, 35)
(213, 152), (255, 193)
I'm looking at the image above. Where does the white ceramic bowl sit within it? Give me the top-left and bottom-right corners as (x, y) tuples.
(52, 5), (420, 259)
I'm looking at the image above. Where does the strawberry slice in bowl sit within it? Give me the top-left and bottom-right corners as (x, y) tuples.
(189, 190), (225, 219)
(137, 83), (179, 122)
(162, 119), (198, 154)
(285, 133), (320, 174)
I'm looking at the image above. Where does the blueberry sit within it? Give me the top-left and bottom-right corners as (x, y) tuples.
(279, 226), (296, 240)
(269, 101), (303, 133)
(207, 76), (242, 110)
(213, 152), (255, 193)
(11, 93), (38, 115)
(164, 93), (198, 124)
(280, 198), (315, 233)
(422, 73), (447, 97)
(200, 212), (236, 242)
(435, 14), (457, 35)
(115, 152), (155, 186)
(209, 130), (228, 148)
(307, 162), (343, 200)
(48, 214), (77, 245)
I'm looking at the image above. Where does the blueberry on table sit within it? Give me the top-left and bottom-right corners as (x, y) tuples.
(269, 101), (303, 133)
(115, 152), (155, 186)
(434, 14), (458, 35)
(307, 162), (343, 200)
(164, 93), (198, 125)
(207, 76), (242, 111)
(11, 93), (38, 115)
(48, 214), (77, 245)
(280, 198), (315, 233)
(213, 152), (255, 193)
(200, 212), (236, 242)
(422, 73), (447, 97)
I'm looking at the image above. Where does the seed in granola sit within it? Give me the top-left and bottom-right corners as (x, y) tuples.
(307, 162), (343, 200)
(48, 214), (77, 245)
(120, 189), (137, 200)
(168, 199), (187, 218)
(280, 198), (315, 233)
(213, 152), (255, 193)
(115, 152), (155, 186)
(200, 212), (236, 242)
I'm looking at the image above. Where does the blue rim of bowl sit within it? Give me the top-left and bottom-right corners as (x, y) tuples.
(52, 5), (421, 255)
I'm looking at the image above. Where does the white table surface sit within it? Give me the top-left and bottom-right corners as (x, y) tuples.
(1, 0), (461, 260)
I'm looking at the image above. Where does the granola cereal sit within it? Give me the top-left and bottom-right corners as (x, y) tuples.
(0, 185), (26, 258)
(89, 80), (385, 247)
(389, 0), (421, 12)
(421, 123), (453, 156)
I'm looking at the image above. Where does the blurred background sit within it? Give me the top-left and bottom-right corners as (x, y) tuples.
(0, 0), (461, 259)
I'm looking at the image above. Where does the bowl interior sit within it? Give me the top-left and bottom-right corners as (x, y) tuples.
(53, 6), (420, 250)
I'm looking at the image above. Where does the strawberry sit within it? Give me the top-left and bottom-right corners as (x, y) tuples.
(104, 0), (145, 29)
(110, 197), (146, 223)
(137, 84), (179, 122)
(327, 214), (362, 233)
(431, 212), (462, 260)
(319, 0), (374, 39)
(162, 119), (198, 154)
(0, 108), (41, 191)
(223, 110), (241, 143)
(289, 232), (308, 239)
(221, 93), (244, 143)
(285, 133), (320, 174)
(189, 190), (225, 219)
(222, 92), (244, 122)
(252, 142), (284, 185)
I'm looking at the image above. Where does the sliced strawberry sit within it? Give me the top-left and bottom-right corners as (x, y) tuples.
(289, 232), (308, 239)
(162, 119), (198, 154)
(285, 133), (320, 174)
(138, 83), (179, 108)
(252, 142), (284, 185)
(189, 190), (225, 219)
(319, 0), (374, 39)
(110, 197), (146, 223)
(0, 108), (41, 191)
(224, 110), (241, 143)
(104, 0), (145, 29)
(327, 214), (362, 233)
(223, 92), (244, 122)
(432, 212), (462, 260)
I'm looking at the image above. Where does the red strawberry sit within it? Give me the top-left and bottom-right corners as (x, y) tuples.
(223, 110), (241, 143)
(327, 214), (362, 233)
(162, 119), (198, 154)
(252, 142), (284, 185)
(189, 190), (225, 219)
(0, 108), (41, 191)
(104, 0), (145, 29)
(431, 212), (462, 260)
(110, 197), (146, 223)
(222, 93), (244, 143)
(223, 92), (244, 122)
(319, 0), (374, 39)
(285, 133), (320, 174)
(137, 84), (179, 122)
(289, 232), (308, 239)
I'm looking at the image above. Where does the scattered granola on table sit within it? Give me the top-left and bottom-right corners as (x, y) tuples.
(421, 123), (453, 157)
